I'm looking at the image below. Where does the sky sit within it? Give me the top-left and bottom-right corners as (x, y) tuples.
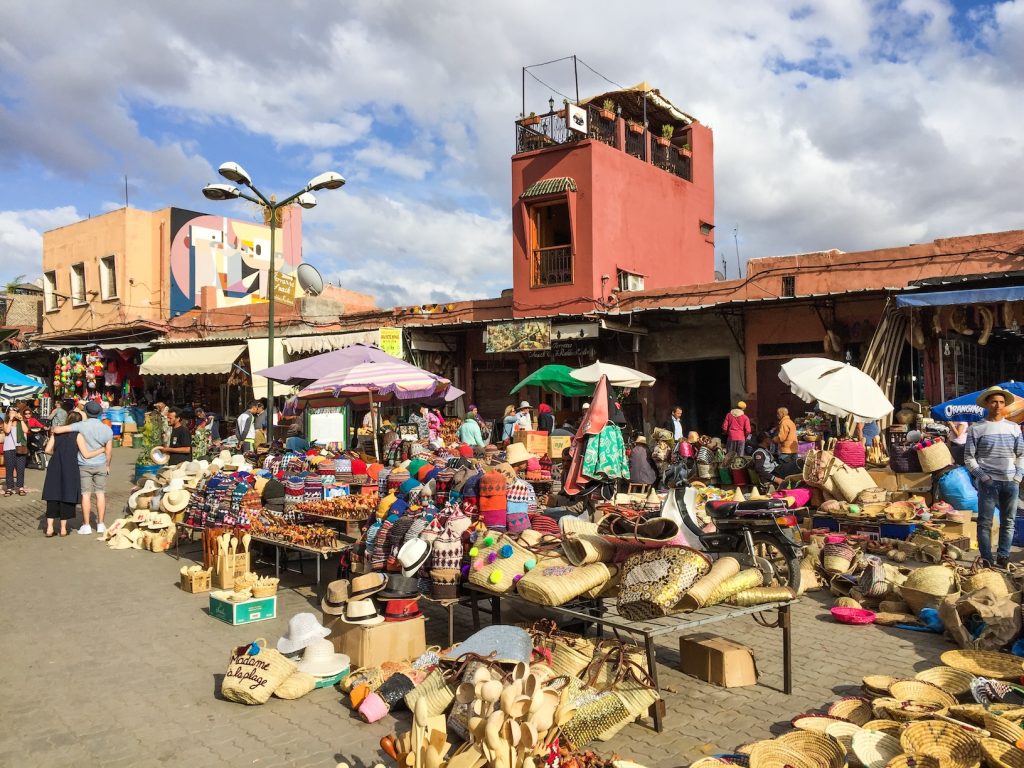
(1, 0), (1022, 308)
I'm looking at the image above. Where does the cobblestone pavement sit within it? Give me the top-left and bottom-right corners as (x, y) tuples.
(1, 448), (955, 767)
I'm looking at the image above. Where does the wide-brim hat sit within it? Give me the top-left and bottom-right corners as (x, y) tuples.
(151, 448), (170, 465)
(146, 512), (174, 530)
(295, 638), (350, 678)
(321, 579), (350, 615)
(505, 442), (532, 466)
(976, 386), (1016, 407)
(218, 449), (232, 463)
(518, 401), (532, 409)
(164, 478), (186, 492)
(634, 436), (647, 444)
(384, 599), (422, 622)
(397, 539), (432, 578)
(440, 625), (533, 664)
(377, 574), (420, 601)
(340, 598), (385, 626)
(349, 572), (388, 600)
(161, 489), (191, 514)
(128, 480), (157, 510)
(277, 612), (332, 655)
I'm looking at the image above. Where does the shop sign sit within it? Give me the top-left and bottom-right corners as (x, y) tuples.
(379, 327), (403, 358)
(485, 320), (552, 353)
(272, 272), (297, 304)
(528, 339), (597, 359)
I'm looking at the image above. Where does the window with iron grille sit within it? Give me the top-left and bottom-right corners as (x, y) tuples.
(530, 202), (573, 287)
(43, 271), (58, 312)
(99, 255), (118, 300)
(781, 276), (796, 297)
(70, 263), (86, 306)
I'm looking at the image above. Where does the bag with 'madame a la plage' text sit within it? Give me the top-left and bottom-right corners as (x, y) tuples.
(221, 637), (297, 705)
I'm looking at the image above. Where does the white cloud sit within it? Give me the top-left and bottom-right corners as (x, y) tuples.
(0, 207), (82, 274)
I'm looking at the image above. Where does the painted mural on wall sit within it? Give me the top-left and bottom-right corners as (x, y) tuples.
(168, 207), (302, 316)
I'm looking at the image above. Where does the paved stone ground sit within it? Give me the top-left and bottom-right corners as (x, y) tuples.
(0, 447), (958, 767)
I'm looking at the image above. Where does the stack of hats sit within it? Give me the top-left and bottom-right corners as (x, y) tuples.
(478, 470), (508, 531)
(303, 474), (324, 502)
(429, 521), (463, 600)
(386, 466), (410, 493)
(505, 477), (535, 533)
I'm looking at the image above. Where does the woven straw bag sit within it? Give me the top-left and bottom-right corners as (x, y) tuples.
(834, 439), (866, 468)
(823, 541), (858, 574)
(962, 563), (1012, 597)
(517, 556), (613, 606)
(980, 738), (1024, 768)
(859, 556), (890, 598)
(562, 532), (616, 565)
(727, 586), (796, 607)
(588, 639), (648, 690)
(856, 487), (888, 504)
(617, 546), (712, 620)
(221, 638), (297, 705)
(402, 667), (455, 717)
(705, 568), (764, 607)
(901, 564), (959, 608)
(272, 671), (318, 700)
(468, 531), (558, 594)
(851, 730), (902, 768)
(917, 441), (953, 473)
(696, 462), (715, 481)
(677, 557), (741, 611)
(521, 619), (598, 678)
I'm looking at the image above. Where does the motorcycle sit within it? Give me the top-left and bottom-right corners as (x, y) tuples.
(27, 421), (50, 470)
(664, 481), (804, 592)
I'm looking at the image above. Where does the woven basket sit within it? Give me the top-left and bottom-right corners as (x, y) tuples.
(900, 586), (956, 616)
(836, 597), (864, 609)
(900, 720), (981, 766)
(852, 730), (902, 768)
(984, 715), (1024, 746)
(678, 557), (742, 611)
(889, 443), (922, 473)
(884, 501), (917, 521)
(221, 638), (297, 705)
(776, 731), (846, 768)
(885, 755), (940, 768)
(517, 559), (612, 607)
(889, 680), (958, 709)
(917, 441), (953, 473)
(980, 738), (1024, 768)
(864, 675), (897, 693)
(824, 720), (862, 759)
(941, 650), (1024, 681)
(697, 462), (715, 481)
(728, 587), (796, 607)
(884, 700), (949, 722)
(963, 568), (1011, 598)
(748, 740), (817, 768)
(705, 568), (764, 607)
(903, 564), (958, 596)
(857, 487), (888, 504)
(874, 612), (919, 627)
(835, 439), (867, 468)
(829, 697), (873, 726)
(792, 714), (854, 733)
(879, 600), (911, 614)
(563, 533), (617, 566)
(823, 542), (858, 574)
(914, 666), (976, 698)
(862, 720), (901, 736)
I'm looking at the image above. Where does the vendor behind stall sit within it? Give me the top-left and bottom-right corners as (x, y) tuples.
(752, 432), (800, 486)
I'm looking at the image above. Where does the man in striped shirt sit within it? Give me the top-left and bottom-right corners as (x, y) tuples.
(965, 386), (1024, 567)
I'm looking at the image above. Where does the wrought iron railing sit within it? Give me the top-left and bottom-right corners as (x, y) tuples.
(587, 104), (616, 146)
(516, 109), (585, 154)
(532, 245), (573, 287)
(649, 141), (692, 181)
(624, 125), (646, 160)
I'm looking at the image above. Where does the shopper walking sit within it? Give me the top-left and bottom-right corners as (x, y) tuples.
(53, 401), (113, 533)
(161, 407), (193, 466)
(965, 386), (1024, 567)
(537, 403), (555, 434)
(722, 401), (752, 456)
(3, 404), (30, 495)
(236, 401), (259, 453)
(42, 412), (103, 537)
(774, 407), (798, 462)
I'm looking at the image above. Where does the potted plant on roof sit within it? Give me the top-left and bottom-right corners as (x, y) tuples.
(519, 111), (541, 127)
(599, 99), (615, 121)
(656, 124), (674, 148)
(627, 119), (644, 135)
(678, 142), (692, 158)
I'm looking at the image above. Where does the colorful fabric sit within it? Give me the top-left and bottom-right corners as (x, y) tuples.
(581, 424), (630, 481)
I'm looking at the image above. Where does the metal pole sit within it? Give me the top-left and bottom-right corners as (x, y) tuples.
(266, 204), (277, 446)
(522, 67), (525, 117)
(573, 55), (579, 103)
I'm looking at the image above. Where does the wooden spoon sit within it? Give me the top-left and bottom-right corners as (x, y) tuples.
(455, 682), (476, 705)
(481, 680), (503, 707)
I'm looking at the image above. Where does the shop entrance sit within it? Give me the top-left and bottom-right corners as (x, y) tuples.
(471, 360), (520, 432)
(654, 358), (731, 437)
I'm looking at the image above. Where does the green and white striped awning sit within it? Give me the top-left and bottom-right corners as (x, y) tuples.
(520, 177), (577, 199)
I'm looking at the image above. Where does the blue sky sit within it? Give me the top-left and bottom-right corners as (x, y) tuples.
(1, 0), (1022, 306)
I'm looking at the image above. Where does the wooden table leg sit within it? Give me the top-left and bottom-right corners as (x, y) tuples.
(643, 633), (665, 732)
(781, 604), (793, 695)
(491, 596), (501, 625)
(448, 604), (455, 647)
(470, 593), (481, 630)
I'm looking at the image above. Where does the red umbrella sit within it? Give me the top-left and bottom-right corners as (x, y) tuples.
(562, 375), (611, 496)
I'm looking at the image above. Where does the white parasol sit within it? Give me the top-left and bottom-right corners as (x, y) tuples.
(570, 360), (655, 388)
(779, 357), (893, 422)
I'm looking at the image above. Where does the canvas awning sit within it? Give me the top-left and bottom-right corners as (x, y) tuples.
(895, 285), (1024, 307)
(282, 331), (379, 355)
(247, 338), (285, 399)
(140, 344), (245, 376)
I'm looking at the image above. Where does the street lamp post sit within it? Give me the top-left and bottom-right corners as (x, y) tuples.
(203, 163), (345, 446)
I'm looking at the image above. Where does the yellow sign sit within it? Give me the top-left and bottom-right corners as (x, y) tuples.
(379, 327), (403, 358)
(272, 272), (296, 304)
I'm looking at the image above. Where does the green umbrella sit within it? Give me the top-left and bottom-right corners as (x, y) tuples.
(510, 364), (594, 397)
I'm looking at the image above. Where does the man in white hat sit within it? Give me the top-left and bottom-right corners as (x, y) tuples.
(515, 401), (533, 433)
(965, 386), (1024, 567)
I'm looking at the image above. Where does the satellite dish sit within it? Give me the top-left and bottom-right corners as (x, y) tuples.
(714, 271), (726, 281)
(296, 263), (324, 296)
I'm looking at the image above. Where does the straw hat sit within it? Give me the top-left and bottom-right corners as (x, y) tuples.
(505, 442), (532, 466)
(218, 449), (232, 463)
(976, 386), (1016, 407)
(634, 436), (647, 444)
(146, 512), (174, 530)
(165, 478), (186, 492)
(295, 638), (350, 678)
(129, 480), (158, 510)
(398, 539), (432, 578)
(349, 572), (388, 600)
(277, 612), (331, 655)
(150, 447), (170, 465)
(161, 489), (191, 514)
(184, 460), (202, 476)
(340, 599), (385, 626)
(320, 579), (350, 616)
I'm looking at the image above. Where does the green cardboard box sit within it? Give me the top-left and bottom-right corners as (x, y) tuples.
(209, 594), (277, 626)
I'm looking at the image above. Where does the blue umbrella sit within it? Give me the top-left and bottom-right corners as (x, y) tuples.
(0, 363), (43, 390)
(930, 381), (1024, 423)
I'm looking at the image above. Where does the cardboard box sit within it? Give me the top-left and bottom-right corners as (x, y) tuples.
(180, 569), (212, 593)
(895, 473), (933, 493)
(209, 594), (277, 625)
(679, 633), (758, 688)
(549, 436), (572, 459)
(867, 469), (898, 492)
(515, 430), (550, 456)
(326, 615), (426, 668)
(213, 552), (251, 589)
